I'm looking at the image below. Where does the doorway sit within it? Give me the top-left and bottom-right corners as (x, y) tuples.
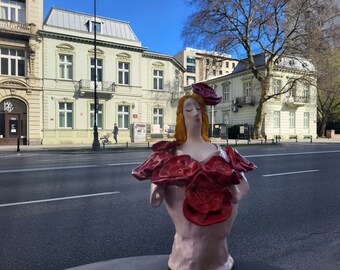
(0, 98), (27, 145)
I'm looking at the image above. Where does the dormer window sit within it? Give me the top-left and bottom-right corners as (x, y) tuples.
(88, 18), (103, 34)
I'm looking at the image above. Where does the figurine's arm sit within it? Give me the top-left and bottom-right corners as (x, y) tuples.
(229, 172), (249, 204)
(150, 183), (164, 208)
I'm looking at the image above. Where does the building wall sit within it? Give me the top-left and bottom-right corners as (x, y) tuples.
(0, 0), (43, 145)
(174, 47), (238, 86)
(41, 15), (183, 144)
(203, 65), (317, 140)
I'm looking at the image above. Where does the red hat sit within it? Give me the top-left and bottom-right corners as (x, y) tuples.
(192, 82), (222, 105)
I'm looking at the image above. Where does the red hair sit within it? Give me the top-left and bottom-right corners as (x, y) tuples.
(174, 93), (210, 145)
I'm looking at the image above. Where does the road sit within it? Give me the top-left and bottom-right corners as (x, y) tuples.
(0, 143), (339, 270)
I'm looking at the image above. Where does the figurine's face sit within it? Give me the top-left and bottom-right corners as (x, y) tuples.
(183, 98), (202, 131)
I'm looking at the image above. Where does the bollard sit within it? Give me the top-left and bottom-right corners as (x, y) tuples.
(17, 137), (20, 152)
(264, 135), (267, 144)
(261, 139), (263, 145)
(248, 139), (250, 145)
(235, 139), (238, 145)
(310, 136), (312, 143)
(226, 139), (229, 146)
(126, 142), (128, 148)
(147, 141), (150, 148)
(296, 136), (298, 142)
(275, 135), (278, 144)
(102, 142), (105, 149)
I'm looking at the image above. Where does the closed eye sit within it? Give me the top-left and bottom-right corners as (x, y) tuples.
(186, 109), (193, 112)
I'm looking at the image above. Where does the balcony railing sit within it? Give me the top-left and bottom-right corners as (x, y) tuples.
(285, 96), (310, 106)
(76, 79), (115, 97)
(235, 96), (256, 106)
(0, 19), (32, 36)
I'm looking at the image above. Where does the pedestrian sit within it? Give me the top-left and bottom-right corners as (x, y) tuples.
(113, 123), (118, 144)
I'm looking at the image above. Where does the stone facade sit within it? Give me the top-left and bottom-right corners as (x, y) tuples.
(0, 0), (43, 145)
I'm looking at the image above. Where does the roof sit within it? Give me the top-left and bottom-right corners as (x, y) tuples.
(44, 7), (140, 42)
(232, 53), (315, 74)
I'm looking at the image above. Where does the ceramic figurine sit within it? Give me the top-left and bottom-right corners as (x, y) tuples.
(132, 82), (257, 270)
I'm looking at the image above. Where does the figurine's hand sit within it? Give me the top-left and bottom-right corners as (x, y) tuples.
(150, 183), (164, 208)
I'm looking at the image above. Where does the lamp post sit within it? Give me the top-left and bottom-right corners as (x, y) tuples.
(92, 0), (100, 150)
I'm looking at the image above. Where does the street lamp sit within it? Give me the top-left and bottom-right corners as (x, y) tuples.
(92, 0), (100, 151)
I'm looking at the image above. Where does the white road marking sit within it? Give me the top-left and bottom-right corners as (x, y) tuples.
(0, 164), (98, 174)
(245, 150), (340, 158)
(263, 169), (319, 177)
(0, 191), (120, 208)
(107, 162), (141, 166)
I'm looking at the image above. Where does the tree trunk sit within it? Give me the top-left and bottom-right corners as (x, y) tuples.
(253, 99), (266, 139)
(319, 115), (328, 137)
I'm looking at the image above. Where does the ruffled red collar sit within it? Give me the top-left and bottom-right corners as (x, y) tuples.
(132, 140), (256, 226)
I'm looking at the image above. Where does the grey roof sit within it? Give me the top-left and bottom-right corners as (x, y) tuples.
(232, 53), (315, 74)
(44, 7), (140, 42)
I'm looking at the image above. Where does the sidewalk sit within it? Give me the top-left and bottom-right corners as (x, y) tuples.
(0, 135), (340, 152)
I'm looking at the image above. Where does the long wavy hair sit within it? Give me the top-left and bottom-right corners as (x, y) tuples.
(174, 93), (210, 145)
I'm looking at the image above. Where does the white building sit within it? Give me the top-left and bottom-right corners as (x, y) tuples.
(174, 47), (238, 86)
(187, 54), (318, 140)
(39, 8), (185, 144)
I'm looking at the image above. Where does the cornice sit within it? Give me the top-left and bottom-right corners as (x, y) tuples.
(39, 30), (147, 53)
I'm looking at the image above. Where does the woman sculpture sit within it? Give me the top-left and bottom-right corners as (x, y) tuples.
(132, 82), (256, 270)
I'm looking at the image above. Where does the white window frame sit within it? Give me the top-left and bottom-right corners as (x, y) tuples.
(223, 85), (230, 102)
(58, 102), (73, 128)
(59, 54), (73, 80)
(88, 19), (103, 34)
(0, 47), (25, 76)
(273, 79), (281, 95)
(274, 111), (280, 128)
(90, 103), (103, 128)
(304, 112), (310, 129)
(153, 70), (163, 90)
(0, 0), (26, 22)
(91, 58), (103, 82)
(153, 108), (163, 129)
(118, 62), (130, 85)
(186, 76), (195, 85)
(244, 82), (252, 96)
(289, 111), (295, 128)
(118, 105), (130, 129)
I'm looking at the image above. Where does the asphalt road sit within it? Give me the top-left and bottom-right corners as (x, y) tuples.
(0, 143), (339, 270)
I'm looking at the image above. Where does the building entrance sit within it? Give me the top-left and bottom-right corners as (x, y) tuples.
(0, 98), (27, 145)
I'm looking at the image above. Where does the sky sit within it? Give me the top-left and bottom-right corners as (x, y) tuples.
(43, 0), (195, 56)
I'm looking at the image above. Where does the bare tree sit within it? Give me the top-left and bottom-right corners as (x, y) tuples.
(182, 0), (339, 138)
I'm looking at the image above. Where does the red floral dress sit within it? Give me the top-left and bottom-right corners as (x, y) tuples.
(132, 140), (256, 226)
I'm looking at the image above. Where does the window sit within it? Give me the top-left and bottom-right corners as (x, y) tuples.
(232, 63), (236, 68)
(91, 58), (103, 82)
(186, 56), (196, 73)
(274, 111), (280, 128)
(0, 47), (25, 76)
(90, 104), (103, 128)
(289, 111), (295, 128)
(0, 0), (26, 22)
(244, 82), (252, 96)
(118, 105), (129, 129)
(59, 54), (73, 80)
(303, 84), (310, 99)
(88, 19), (103, 34)
(153, 70), (163, 90)
(289, 82), (297, 97)
(273, 79), (281, 95)
(59, 102), (73, 128)
(206, 59), (209, 65)
(226, 62), (229, 68)
(304, 112), (310, 128)
(153, 108), (163, 129)
(219, 70), (222, 75)
(118, 62), (130, 85)
(223, 85), (230, 102)
(187, 76), (195, 85)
